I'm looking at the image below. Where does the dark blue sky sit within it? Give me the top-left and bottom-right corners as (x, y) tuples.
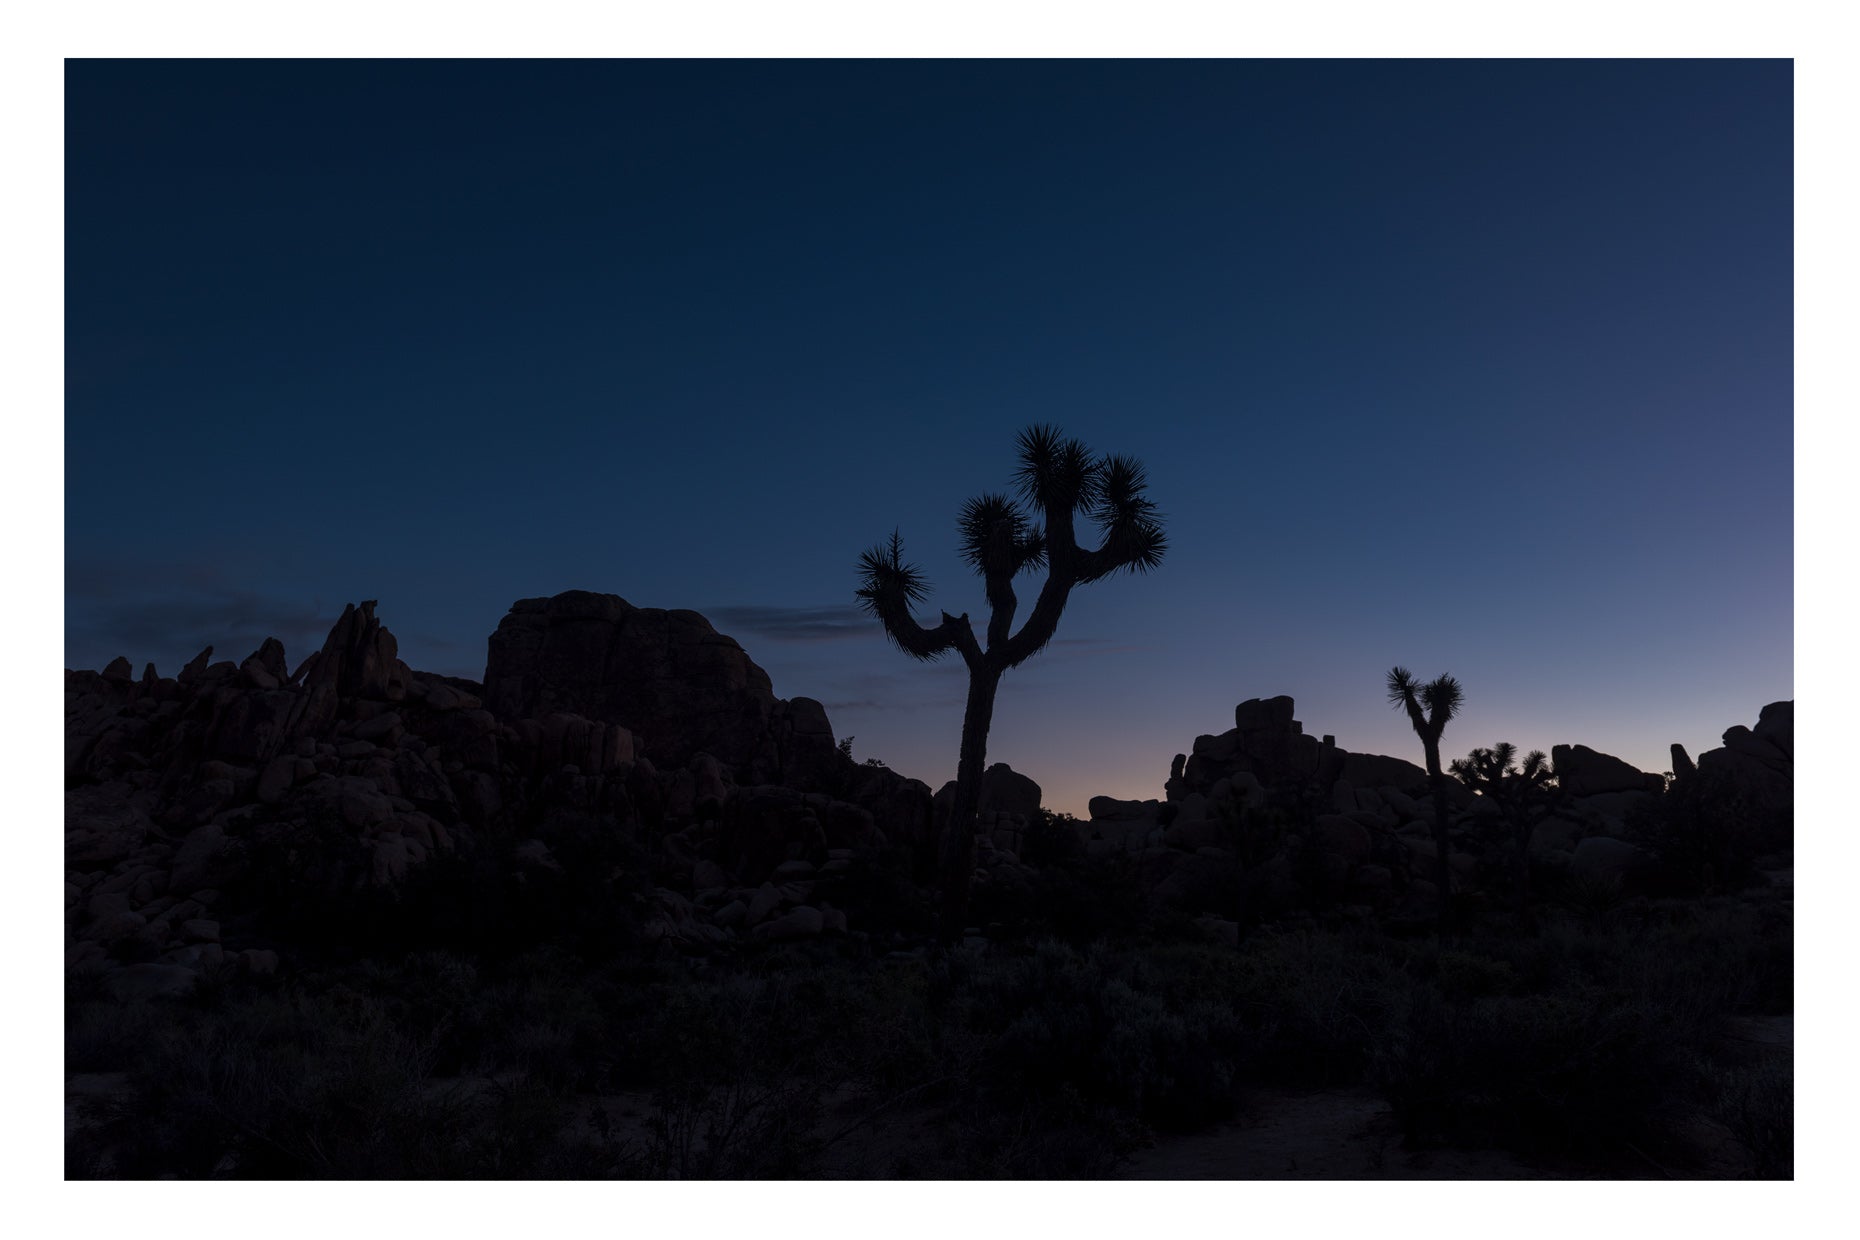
(66, 60), (1792, 813)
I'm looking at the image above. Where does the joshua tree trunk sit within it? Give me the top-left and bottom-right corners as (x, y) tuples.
(940, 665), (1002, 938)
(1387, 667), (1463, 935)
(1423, 745), (1454, 931)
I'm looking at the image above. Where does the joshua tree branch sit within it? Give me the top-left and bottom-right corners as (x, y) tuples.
(984, 571), (1017, 650)
(869, 592), (975, 665)
(945, 611), (984, 669)
(997, 573), (1077, 669)
(1400, 694), (1429, 740)
(1073, 525), (1166, 584)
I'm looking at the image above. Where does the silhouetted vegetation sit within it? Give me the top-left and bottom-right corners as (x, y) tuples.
(67, 889), (1792, 1179)
(856, 426), (1166, 940)
(1387, 667), (1463, 927)
(1450, 743), (1560, 919)
(63, 547), (1790, 1182)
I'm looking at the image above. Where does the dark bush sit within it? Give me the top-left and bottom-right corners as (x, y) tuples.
(810, 846), (935, 938)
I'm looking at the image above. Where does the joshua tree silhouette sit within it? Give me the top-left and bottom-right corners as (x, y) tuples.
(856, 425), (1166, 941)
(1386, 666), (1463, 929)
(1449, 741), (1558, 921)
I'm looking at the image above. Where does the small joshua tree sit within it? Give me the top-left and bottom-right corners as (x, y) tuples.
(1387, 666), (1463, 928)
(856, 426), (1166, 941)
(1449, 742), (1558, 920)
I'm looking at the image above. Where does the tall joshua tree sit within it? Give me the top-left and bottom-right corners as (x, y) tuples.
(1386, 666), (1463, 928)
(856, 426), (1166, 941)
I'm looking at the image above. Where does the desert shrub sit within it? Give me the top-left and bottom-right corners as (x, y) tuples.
(1367, 899), (1791, 1163)
(1371, 986), (1694, 1156)
(1021, 856), (1150, 945)
(946, 1084), (1146, 1178)
(66, 977), (617, 1179)
(1641, 784), (1785, 895)
(68, 838), (1791, 1178)
(955, 941), (1239, 1130)
(1208, 929), (1410, 1085)
(1701, 1056), (1792, 1179)
(810, 846), (934, 938)
(630, 1071), (828, 1179)
(1434, 949), (1519, 998)
(65, 993), (162, 1072)
(1020, 810), (1087, 867)
(955, 936), (1395, 1129)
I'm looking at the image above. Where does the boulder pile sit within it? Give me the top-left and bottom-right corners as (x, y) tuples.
(1667, 700), (1794, 861)
(66, 587), (1794, 989)
(1069, 694), (1753, 926)
(65, 592), (953, 990)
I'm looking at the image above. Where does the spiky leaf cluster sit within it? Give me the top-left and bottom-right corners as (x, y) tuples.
(1450, 743), (1551, 790)
(1387, 666), (1463, 744)
(854, 530), (951, 660)
(855, 529), (929, 609)
(1008, 427), (1167, 583)
(957, 494), (1046, 579)
(1012, 424), (1100, 516)
(1078, 453), (1167, 580)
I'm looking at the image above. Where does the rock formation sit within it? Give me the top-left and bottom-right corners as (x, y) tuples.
(64, 591), (966, 991)
(1550, 744), (1664, 797)
(64, 586), (1794, 994)
(1073, 694), (1729, 931)
(482, 590), (839, 788)
(1668, 701), (1794, 859)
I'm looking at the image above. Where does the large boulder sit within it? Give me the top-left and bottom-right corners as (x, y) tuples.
(1089, 795), (1162, 822)
(1551, 744), (1663, 797)
(933, 764), (1042, 825)
(979, 763), (1042, 820)
(1234, 696), (1296, 732)
(1681, 701), (1794, 854)
(1337, 751), (1430, 794)
(1751, 700), (1792, 761)
(484, 591), (811, 780)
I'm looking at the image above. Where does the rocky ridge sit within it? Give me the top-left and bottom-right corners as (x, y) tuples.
(66, 589), (1793, 994)
(1076, 694), (1793, 931)
(66, 593), (949, 989)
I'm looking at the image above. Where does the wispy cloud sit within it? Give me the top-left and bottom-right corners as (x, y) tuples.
(66, 558), (342, 672)
(706, 603), (875, 643)
(823, 694), (968, 712)
(795, 664), (969, 714)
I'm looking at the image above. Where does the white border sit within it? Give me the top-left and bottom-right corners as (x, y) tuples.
(13, 4), (1845, 1235)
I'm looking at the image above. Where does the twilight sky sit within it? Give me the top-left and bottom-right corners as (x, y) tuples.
(65, 59), (1792, 815)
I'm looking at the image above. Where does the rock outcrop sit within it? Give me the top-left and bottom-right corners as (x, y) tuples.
(65, 592), (968, 988)
(1551, 744), (1663, 797)
(482, 590), (837, 787)
(1669, 701), (1793, 857)
(1071, 694), (1767, 927)
(66, 587), (1793, 984)
(1074, 696), (1454, 921)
